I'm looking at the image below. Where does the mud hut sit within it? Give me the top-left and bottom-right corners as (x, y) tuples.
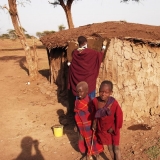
(40, 21), (160, 121)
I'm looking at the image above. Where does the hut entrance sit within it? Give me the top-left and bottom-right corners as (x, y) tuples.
(48, 47), (68, 103)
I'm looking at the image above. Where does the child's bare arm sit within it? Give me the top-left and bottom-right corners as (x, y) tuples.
(107, 128), (114, 134)
(74, 125), (78, 132)
(92, 120), (97, 131)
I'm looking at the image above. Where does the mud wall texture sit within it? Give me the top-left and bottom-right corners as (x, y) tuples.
(97, 38), (160, 121)
(49, 48), (68, 96)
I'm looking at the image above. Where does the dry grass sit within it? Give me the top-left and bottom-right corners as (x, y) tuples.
(0, 39), (49, 72)
(0, 39), (43, 50)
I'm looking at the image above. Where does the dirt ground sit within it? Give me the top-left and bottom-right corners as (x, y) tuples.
(0, 39), (160, 160)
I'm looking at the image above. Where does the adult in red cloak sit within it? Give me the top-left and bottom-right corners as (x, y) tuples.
(68, 36), (107, 114)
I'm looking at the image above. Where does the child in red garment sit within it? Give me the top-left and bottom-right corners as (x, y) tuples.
(92, 80), (123, 160)
(74, 81), (103, 160)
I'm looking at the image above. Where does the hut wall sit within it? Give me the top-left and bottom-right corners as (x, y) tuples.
(97, 38), (160, 121)
(49, 48), (68, 96)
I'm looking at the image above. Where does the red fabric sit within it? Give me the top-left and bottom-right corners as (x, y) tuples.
(78, 139), (86, 153)
(91, 97), (123, 145)
(74, 96), (103, 155)
(68, 48), (104, 96)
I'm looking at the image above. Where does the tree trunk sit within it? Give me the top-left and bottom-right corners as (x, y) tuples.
(65, 8), (74, 29)
(8, 0), (38, 80)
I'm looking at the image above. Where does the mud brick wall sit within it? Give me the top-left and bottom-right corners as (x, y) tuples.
(97, 38), (160, 121)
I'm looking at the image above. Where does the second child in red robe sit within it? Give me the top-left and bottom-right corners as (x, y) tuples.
(91, 80), (123, 160)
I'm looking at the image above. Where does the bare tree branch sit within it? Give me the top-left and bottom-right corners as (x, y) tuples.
(3, 4), (9, 11)
(48, 1), (60, 7)
(67, 0), (74, 9)
(59, 0), (66, 10)
(17, 0), (31, 6)
(121, 0), (141, 3)
(48, 0), (76, 28)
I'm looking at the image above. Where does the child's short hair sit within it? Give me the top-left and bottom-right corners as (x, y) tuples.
(77, 36), (87, 46)
(76, 81), (88, 90)
(100, 80), (113, 91)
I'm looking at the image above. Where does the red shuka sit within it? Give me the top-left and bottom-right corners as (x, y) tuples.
(92, 97), (123, 145)
(68, 48), (104, 96)
(74, 96), (104, 155)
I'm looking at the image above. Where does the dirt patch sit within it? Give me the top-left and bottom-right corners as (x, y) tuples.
(0, 40), (159, 160)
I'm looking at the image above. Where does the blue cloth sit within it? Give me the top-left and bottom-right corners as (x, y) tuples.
(95, 97), (115, 118)
(88, 90), (96, 100)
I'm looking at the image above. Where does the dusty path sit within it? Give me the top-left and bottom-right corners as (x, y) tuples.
(0, 40), (160, 160)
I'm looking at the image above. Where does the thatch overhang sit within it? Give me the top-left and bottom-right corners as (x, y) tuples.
(40, 21), (160, 49)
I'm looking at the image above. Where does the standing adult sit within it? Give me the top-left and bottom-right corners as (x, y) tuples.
(67, 36), (107, 114)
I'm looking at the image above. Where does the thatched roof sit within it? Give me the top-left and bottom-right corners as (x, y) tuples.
(40, 21), (160, 49)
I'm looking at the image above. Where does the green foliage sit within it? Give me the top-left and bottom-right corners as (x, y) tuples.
(7, 28), (26, 39)
(20, 27), (27, 32)
(58, 24), (66, 31)
(0, 34), (10, 39)
(144, 139), (160, 159)
(0, 28), (32, 39)
(7, 29), (17, 39)
(25, 34), (32, 39)
(36, 30), (55, 38)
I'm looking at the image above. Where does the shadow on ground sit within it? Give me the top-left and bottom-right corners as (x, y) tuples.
(13, 136), (45, 160)
(127, 124), (152, 131)
(55, 109), (110, 160)
(19, 57), (29, 75)
(55, 109), (79, 152)
(38, 69), (49, 80)
(0, 55), (50, 80)
(0, 55), (23, 61)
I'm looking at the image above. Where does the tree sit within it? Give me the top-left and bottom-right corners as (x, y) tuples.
(36, 30), (55, 38)
(36, 32), (43, 39)
(0, 34), (10, 39)
(58, 24), (65, 31)
(121, 0), (141, 2)
(48, 0), (141, 29)
(7, 28), (30, 39)
(7, 29), (17, 39)
(43, 30), (55, 35)
(49, 0), (76, 29)
(3, 0), (38, 80)
(25, 33), (32, 39)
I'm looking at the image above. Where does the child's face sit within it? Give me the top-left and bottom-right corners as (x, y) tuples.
(99, 84), (112, 101)
(76, 86), (88, 99)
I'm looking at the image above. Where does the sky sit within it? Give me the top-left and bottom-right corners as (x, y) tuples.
(0, 0), (160, 36)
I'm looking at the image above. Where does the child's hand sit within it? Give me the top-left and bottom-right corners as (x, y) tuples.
(92, 121), (96, 131)
(107, 128), (114, 134)
(103, 39), (107, 46)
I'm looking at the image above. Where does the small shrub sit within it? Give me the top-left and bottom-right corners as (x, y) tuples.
(145, 139), (160, 159)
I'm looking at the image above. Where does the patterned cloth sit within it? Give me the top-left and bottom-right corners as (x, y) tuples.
(74, 95), (103, 155)
(95, 97), (115, 118)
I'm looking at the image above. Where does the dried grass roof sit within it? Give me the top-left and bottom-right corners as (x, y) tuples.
(40, 21), (160, 49)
